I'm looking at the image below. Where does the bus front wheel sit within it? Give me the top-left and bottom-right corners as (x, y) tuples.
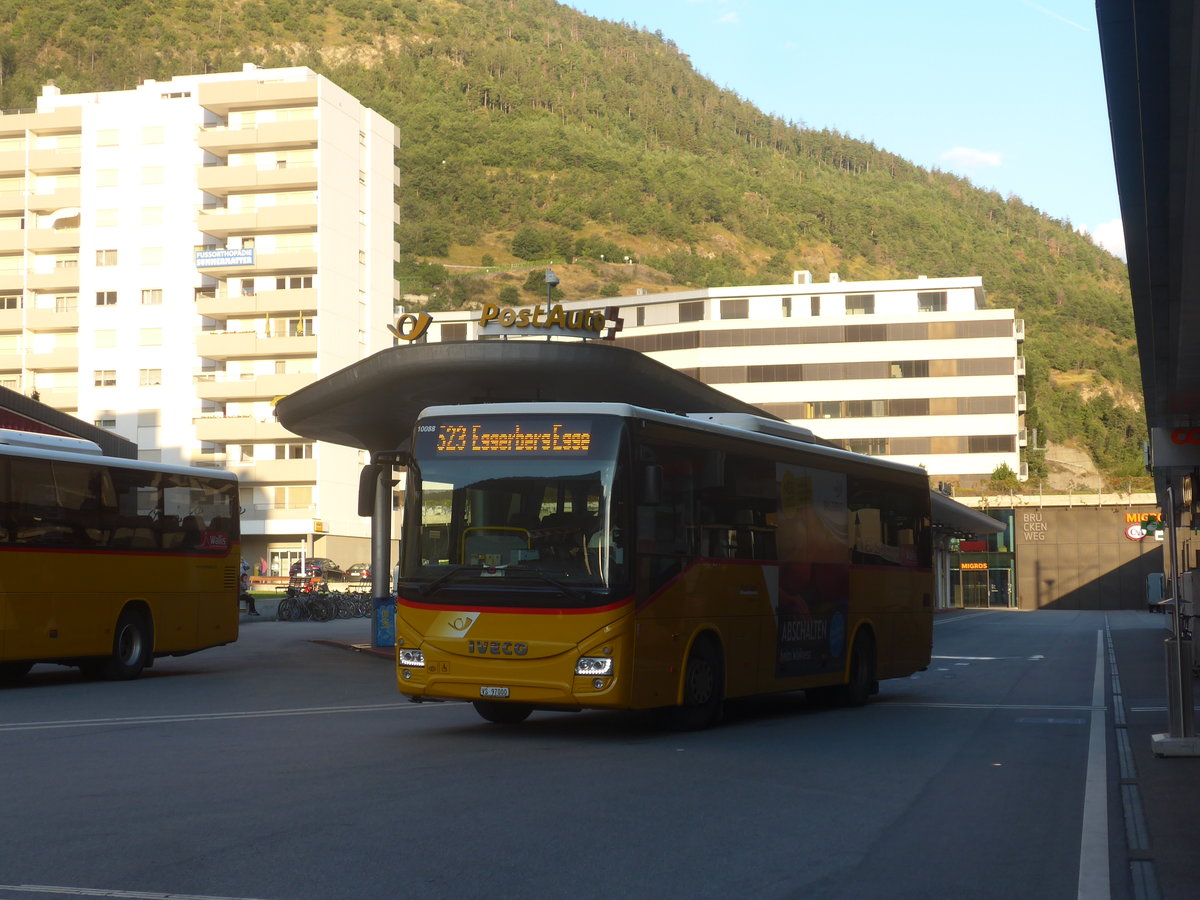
(668, 635), (725, 729)
(101, 608), (151, 681)
(473, 701), (532, 724)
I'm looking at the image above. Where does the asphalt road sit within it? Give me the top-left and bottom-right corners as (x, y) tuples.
(1, 610), (1194, 900)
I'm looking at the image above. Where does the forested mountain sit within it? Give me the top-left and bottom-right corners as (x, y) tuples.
(0, 0), (1143, 484)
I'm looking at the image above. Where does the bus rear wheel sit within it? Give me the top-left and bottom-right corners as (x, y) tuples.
(101, 608), (151, 681)
(0, 661), (33, 685)
(473, 701), (532, 724)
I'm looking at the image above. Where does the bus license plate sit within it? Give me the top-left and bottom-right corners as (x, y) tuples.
(480, 686), (509, 698)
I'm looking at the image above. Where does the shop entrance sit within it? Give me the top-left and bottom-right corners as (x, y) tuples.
(960, 569), (1013, 608)
(269, 549), (305, 577)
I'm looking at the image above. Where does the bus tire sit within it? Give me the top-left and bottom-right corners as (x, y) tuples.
(842, 630), (875, 707)
(102, 608), (151, 681)
(473, 701), (532, 724)
(669, 634), (725, 729)
(0, 661), (33, 685)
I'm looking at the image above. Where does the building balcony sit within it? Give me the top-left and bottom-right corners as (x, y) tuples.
(31, 386), (76, 408)
(0, 231), (22, 252)
(197, 119), (318, 156)
(193, 415), (294, 443)
(195, 287), (317, 319)
(1014, 319), (1025, 342)
(25, 187), (80, 213)
(0, 149), (24, 174)
(26, 345), (78, 370)
(26, 267), (79, 292)
(193, 371), (317, 402)
(25, 306), (78, 331)
(194, 329), (317, 361)
(0, 271), (23, 291)
(10, 106), (82, 132)
(26, 148), (81, 174)
(194, 248), (316, 278)
(1015, 356), (1026, 376)
(220, 456), (317, 484)
(196, 164), (317, 197)
(197, 203), (317, 239)
(1019, 428), (1028, 447)
(27, 227), (80, 252)
(0, 191), (25, 213)
(1017, 390), (1027, 412)
(197, 78), (318, 117)
(0, 307), (21, 330)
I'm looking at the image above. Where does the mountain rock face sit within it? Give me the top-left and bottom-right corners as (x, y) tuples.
(0, 0), (1143, 483)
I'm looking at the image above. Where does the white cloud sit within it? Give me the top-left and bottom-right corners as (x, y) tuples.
(1085, 218), (1127, 260)
(716, 11), (740, 24)
(939, 146), (1004, 171)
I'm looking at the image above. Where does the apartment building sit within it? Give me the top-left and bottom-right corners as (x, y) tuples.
(0, 65), (400, 573)
(423, 272), (1025, 486)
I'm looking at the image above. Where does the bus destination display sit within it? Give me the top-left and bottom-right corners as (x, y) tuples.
(422, 420), (592, 456)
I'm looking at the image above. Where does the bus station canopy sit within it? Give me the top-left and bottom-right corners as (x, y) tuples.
(273, 340), (782, 455)
(274, 338), (1003, 536)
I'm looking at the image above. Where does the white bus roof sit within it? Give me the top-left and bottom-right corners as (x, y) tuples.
(415, 402), (928, 478)
(0, 430), (237, 482)
(0, 428), (104, 455)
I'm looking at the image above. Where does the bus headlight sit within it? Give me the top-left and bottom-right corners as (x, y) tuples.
(575, 656), (613, 676)
(399, 648), (425, 668)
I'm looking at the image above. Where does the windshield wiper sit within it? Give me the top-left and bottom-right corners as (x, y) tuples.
(505, 567), (587, 604)
(411, 565), (480, 597)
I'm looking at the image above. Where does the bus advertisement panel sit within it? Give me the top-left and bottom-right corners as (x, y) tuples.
(394, 403), (932, 727)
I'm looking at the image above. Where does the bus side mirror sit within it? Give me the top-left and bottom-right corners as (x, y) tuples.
(358, 464), (383, 517)
(641, 465), (662, 505)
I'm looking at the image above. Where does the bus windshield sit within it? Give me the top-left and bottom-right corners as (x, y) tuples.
(401, 416), (627, 605)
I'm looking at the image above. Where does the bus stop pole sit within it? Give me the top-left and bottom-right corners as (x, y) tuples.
(370, 464), (395, 648)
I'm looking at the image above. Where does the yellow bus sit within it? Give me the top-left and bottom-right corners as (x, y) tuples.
(0, 429), (240, 683)
(394, 403), (933, 727)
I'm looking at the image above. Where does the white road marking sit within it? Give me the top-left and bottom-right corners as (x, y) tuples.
(0, 885), (272, 900)
(0, 701), (453, 733)
(1078, 630), (1110, 900)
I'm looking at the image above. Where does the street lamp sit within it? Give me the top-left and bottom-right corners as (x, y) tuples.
(544, 269), (559, 320)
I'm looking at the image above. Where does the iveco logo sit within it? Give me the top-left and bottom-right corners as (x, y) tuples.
(467, 640), (529, 656)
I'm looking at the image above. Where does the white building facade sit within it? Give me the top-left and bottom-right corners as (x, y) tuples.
(0, 65), (400, 573)
(424, 272), (1025, 486)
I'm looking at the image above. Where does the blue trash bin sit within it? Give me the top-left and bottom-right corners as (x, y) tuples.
(372, 595), (396, 648)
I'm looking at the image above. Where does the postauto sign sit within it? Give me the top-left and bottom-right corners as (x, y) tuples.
(388, 304), (622, 343)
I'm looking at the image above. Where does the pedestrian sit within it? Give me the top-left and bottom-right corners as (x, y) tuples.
(241, 558), (259, 615)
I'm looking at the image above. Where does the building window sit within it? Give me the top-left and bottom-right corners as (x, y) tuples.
(141, 289), (163, 305)
(94, 369), (116, 387)
(275, 275), (313, 290)
(141, 207), (164, 226)
(96, 169), (118, 188)
(140, 247), (163, 266)
(95, 330), (117, 348)
(918, 291), (948, 312)
(781, 297), (792, 317)
(96, 249), (118, 266)
(720, 298), (748, 320)
(277, 443), (314, 459)
(810, 296), (820, 317)
(141, 167), (164, 185)
(273, 485), (313, 509)
(846, 294), (874, 315)
(139, 368), (163, 386)
(636, 307), (646, 327)
(0, 293), (20, 309)
(139, 329), (162, 346)
(95, 209), (118, 227)
(95, 290), (117, 306)
(93, 416), (116, 429)
(95, 130), (120, 147)
(441, 324), (467, 341)
(679, 301), (705, 323)
(141, 126), (164, 145)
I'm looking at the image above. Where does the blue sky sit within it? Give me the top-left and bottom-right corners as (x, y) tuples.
(563, 0), (1126, 259)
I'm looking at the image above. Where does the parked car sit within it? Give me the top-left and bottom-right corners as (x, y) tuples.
(289, 557), (345, 580)
(346, 563), (372, 582)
